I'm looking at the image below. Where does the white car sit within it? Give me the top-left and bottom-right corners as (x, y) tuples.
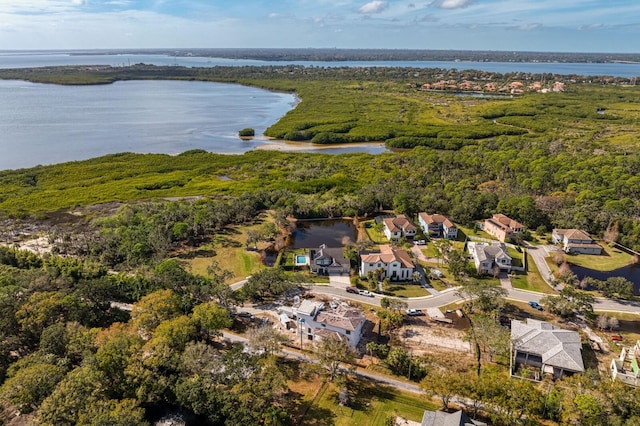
(358, 290), (374, 297)
(406, 309), (425, 316)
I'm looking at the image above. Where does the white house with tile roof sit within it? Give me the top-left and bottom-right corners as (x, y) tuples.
(290, 300), (366, 349)
(467, 241), (512, 274)
(511, 319), (584, 379)
(418, 212), (458, 240)
(382, 214), (417, 241)
(552, 229), (602, 255)
(359, 244), (415, 281)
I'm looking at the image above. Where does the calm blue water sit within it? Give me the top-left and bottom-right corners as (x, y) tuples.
(0, 51), (639, 78)
(0, 51), (637, 171)
(290, 220), (357, 249)
(571, 264), (640, 293)
(0, 79), (300, 170)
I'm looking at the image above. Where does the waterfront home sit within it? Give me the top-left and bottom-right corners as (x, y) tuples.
(418, 212), (458, 240)
(382, 214), (417, 241)
(308, 245), (350, 275)
(551, 229), (602, 255)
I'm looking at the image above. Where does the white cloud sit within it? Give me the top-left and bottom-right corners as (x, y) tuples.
(433, 0), (473, 9)
(0, 0), (86, 14)
(358, 1), (388, 14)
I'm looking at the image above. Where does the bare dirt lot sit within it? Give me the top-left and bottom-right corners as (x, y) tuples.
(393, 316), (472, 356)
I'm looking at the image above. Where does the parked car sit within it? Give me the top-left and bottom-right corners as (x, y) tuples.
(358, 290), (374, 297)
(611, 334), (624, 342)
(405, 309), (425, 316)
(346, 286), (358, 294)
(416, 240), (426, 245)
(329, 302), (338, 310)
(528, 301), (543, 311)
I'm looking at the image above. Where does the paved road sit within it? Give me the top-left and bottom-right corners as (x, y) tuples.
(221, 330), (423, 394)
(523, 242), (556, 286)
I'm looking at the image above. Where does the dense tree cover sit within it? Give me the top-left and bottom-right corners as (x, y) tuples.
(0, 265), (292, 425)
(0, 65), (639, 250)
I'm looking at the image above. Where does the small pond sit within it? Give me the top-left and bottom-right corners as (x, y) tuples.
(570, 264), (640, 295)
(289, 219), (357, 249)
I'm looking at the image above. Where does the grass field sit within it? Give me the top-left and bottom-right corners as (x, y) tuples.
(184, 218), (272, 281)
(506, 246), (524, 268)
(385, 283), (431, 298)
(510, 254), (557, 294)
(291, 378), (434, 425)
(457, 225), (496, 242)
(363, 221), (388, 245)
(564, 243), (634, 271)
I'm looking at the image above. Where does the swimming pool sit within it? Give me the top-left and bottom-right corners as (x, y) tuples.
(295, 255), (307, 265)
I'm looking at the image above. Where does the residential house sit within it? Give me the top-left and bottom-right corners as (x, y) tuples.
(511, 319), (584, 379)
(483, 214), (525, 242)
(552, 229), (603, 255)
(289, 300), (366, 349)
(418, 212), (458, 240)
(382, 214), (417, 241)
(467, 241), (512, 274)
(422, 409), (486, 426)
(360, 244), (415, 281)
(611, 340), (640, 387)
(308, 245), (350, 275)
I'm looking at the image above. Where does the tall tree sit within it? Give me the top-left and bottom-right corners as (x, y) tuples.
(313, 338), (355, 382)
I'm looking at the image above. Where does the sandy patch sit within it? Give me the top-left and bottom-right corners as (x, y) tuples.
(15, 236), (52, 254)
(256, 140), (385, 152)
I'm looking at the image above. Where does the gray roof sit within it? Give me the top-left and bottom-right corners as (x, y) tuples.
(422, 410), (486, 426)
(511, 319), (584, 372)
(469, 242), (511, 263)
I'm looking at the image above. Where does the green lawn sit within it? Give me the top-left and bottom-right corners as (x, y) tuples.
(385, 283), (431, 298)
(185, 218), (272, 281)
(506, 246), (524, 268)
(510, 253), (556, 294)
(298, 379), (434, 425)
(564, 243), (634, 271)
(188, 247), (264, 282)
(457, 224), (497, 242)
(363, 221), (389, 244)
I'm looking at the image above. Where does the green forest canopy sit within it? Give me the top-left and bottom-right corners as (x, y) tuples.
(0, 65), (638, 249)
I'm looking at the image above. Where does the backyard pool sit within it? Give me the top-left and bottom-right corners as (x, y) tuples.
(295, 255), (308, 265)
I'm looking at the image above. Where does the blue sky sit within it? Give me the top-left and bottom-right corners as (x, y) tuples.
(0, 0), (638, 52)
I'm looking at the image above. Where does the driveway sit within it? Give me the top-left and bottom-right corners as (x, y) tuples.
(523, 242), (555, 286)
(328, 274), (351, 289)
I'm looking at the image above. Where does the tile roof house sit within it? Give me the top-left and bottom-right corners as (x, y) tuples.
(511, 319), (584, 379)
(418, 212), (458, 240)
(467, 241), (512, 274)
(383, 214), (417, 241)
(552, 229), (602, 255)
(483, 214), (525, 242)
(308, 245), (350, 275)
(421, 409), (486, 426)
(360, 244), (415, 281)
(290, 300), (366, 349)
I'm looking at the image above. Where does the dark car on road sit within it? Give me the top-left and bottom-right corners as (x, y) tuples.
(528, 301), (543, 311)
